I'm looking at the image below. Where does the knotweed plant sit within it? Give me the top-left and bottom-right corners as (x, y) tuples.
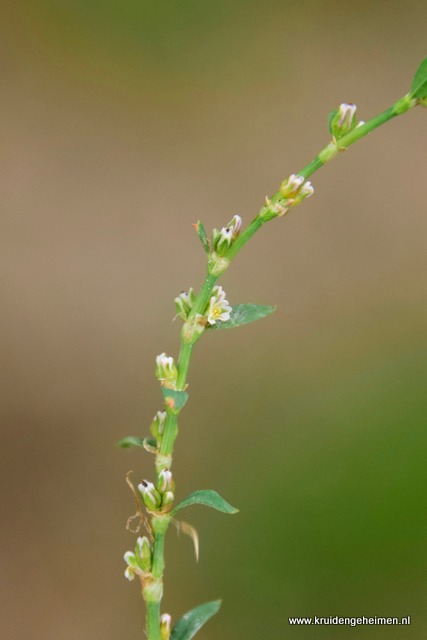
(118, 59), (427, 640)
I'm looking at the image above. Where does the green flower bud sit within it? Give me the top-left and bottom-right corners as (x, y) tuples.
(156, 468), (174, 494)
(155, 353), (178, 388)
(161, 491), (175, 509)
(211, 215), (242, 256)
(174, 288), (195, 321)
(138, 480), (162, 511)
(330, 103), (357, 139)
(160, 614), (172, 640)
(123, 551), (140, 581)
(150, 410), (167, 441)
(136, 536), (152, 572)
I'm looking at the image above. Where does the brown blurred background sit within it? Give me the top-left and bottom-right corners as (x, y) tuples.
(1, 1), (426, 638)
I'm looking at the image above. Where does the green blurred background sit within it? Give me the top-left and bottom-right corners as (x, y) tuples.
(1, 1), (426, 638)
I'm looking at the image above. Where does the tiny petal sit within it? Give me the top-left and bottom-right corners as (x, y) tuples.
(124, 551), (137, 566)
(124, 566), (135, 581)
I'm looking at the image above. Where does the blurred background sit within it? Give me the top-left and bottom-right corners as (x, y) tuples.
(1, 1), (426, 638)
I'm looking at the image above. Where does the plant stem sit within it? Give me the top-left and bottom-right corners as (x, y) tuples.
(228, 93), (416, 261)
(146, 602), (161, 640)
(144, 90), (418, 640)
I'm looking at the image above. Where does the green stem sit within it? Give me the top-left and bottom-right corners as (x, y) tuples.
(228, 93), (416, 261)
(144, 90), (418, 640)
(146, 602), (161, 640)
(159, 272), (219, 462)
(152, 532), (165, 579)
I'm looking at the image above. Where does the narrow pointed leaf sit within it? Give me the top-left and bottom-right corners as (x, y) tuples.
(162, 387), (189, 412)
(171, 600), (221, 640)
(194, 221), (210, 253)
(116, 436), (146, 449)
(209, 303), (276, 330)
(172, 489), (239, 515)
(410, 57), (427, 99)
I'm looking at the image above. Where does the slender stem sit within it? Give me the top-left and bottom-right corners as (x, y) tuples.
(228, 94), (415, 261)
(143, 90), (418, 640)
(192, 272), (219, 315)
(152, 532), (165, 579)
(159, 272), (219, 461)
(146, 602), (161, 640)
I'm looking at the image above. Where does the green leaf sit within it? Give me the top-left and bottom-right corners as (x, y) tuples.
(116, 436), (158, 452)
(116, 436), (146, 449)
(162, 387), (189, 412)
(172, 489), (239, 515)
(209, 303), (276, 330)
(410, 57), (427, 99)
(171, 600), (221, 640)
(194, 220), (210, 253)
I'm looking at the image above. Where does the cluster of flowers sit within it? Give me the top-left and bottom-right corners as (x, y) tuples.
(175, 285), (232, 327)
(138, 468), (175, 512)
(124, 535), (152, 581)
(265, 173), (314, 218)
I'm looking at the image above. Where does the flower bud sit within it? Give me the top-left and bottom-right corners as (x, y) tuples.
(214, 226), (233, 253)
(279, 174), (305, 199)
(298, 181), (314, 200)
(160, 614), (172, 640)
(211, 215), (243, 256)
(206, 285), (232, 325)
(156, 468), (174, 494)
(174, 288), (195, 321)
(330, 103), (357, 139)
(150, 410), (167, 441)
(123, 551), (139, 581)
(138, 480), (162, 511)
(155, 353), (178, 388)
(161, 491), (175, 509)
(136, 536), (152, 572)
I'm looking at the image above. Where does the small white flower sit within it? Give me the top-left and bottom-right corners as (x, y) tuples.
(174, 288), (195, 321)
(157, 468), (173, 494)
(123, 551), (139, 580)
(228, 214), (242, 238)
(138, 480), (161, 510)
(212, 215), (243, 255)
(216, 226), (233, 251)
(338, 103), (357, 128)
(281, 174), (305, 197)
(124, 566), (135, 581)
(155, 353), (177, 386)
(153, 410), (167, 435)
(299, 181), (314, 198)
(206, 285), (232, 325)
